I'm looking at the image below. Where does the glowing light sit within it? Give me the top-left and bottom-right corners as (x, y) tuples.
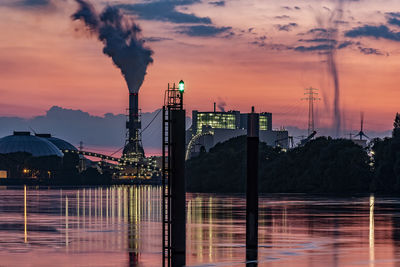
(369, 194), (375, 267)
(66, 196), (69, 247)
(179, 80), (185, 92)
(24, 185), (27, 243)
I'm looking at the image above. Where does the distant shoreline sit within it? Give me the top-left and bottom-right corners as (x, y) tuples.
(0, 178), (161, 186)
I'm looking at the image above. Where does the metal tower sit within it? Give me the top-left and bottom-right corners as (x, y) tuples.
(302, 87), (320, 136)
(162, 80), (185, 267)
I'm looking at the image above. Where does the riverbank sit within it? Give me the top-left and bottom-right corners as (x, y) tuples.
(186, 133), (400, 194)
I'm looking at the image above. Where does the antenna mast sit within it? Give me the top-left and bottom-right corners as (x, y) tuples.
(302, 87), (320, 135)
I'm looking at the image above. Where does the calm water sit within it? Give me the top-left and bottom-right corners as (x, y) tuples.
(0, 186), (399, 266)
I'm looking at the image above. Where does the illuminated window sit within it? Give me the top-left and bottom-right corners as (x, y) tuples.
(197, 113), (237, 134)
(260, 116), (268, 131)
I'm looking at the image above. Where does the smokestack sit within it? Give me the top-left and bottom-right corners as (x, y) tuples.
(128, 93), (140, 139)
(72, 0), (153, 157)
(214, 102), (216, 112)
(125, 92), (143, 155)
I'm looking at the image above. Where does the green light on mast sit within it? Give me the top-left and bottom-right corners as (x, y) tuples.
(179, 80), (185, 92)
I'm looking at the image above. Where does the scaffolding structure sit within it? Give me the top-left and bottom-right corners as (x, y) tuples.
(162, 81), (185, 267)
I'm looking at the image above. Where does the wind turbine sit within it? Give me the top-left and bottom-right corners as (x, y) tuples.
(354, 112), (369, 140)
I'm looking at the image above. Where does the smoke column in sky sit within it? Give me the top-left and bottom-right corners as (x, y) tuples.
(217, 99), (227, 112)
(327, 45), (341, 137)
(318, 0), (343, 137)
(330, 0), (343, 137)
(72, 0), (153, 93)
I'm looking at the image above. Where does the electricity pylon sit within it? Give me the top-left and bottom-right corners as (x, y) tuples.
(302, 87), (321, 136)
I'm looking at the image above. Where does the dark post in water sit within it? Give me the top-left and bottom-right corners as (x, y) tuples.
(170, 109), (186, 267)
(246, 106), (259, 266)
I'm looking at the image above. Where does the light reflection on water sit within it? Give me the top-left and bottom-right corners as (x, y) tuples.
(0, 186), (399, 266)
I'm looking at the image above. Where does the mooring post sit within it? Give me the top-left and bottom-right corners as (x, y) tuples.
(246, 106), (259, 266)
(170, 109), (186, 267)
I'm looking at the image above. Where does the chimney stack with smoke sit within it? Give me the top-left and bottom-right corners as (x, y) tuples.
(72, 0), (153, 156)
(217, 99), (226, 112)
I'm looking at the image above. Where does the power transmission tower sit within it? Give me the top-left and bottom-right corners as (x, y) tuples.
(302, 87), (320, 136)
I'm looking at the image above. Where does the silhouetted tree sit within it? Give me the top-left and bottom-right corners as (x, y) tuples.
(394, 113), (400, 138)
(186, 136), (372, 193)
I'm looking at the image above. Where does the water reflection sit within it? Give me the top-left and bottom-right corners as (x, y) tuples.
(370, 195), (375, 267)
(1, 188), (400, 266)
(24, 185), (27, 243)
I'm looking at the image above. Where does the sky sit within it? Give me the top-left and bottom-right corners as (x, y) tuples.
(0, 0), (399, 136)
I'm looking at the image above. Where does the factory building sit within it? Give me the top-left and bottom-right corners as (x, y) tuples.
(186, 109), (288, 159)
(0, 132), (65, 179)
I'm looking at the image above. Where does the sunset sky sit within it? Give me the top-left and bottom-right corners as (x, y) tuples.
(0, 0), (399, 135)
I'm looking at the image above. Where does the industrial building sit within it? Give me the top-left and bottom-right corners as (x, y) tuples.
(0, 132), (67, 179)
(186, 108), (289, 159)
(0, 131), (160, 182)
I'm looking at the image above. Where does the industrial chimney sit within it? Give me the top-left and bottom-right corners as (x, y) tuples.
(123, 92), (144, 157)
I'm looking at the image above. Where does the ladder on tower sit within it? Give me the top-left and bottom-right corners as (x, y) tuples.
(162, 106), (171, 267)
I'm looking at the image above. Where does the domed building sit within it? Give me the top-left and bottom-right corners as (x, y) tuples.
(0, 132), (64, 157)
(35, 133), (83, 174)
(0, 132), (64, 179)
(35, 134), (77, 151)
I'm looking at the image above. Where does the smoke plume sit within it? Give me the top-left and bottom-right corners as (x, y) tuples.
(217, 99), (226, 112)
(328, 0), (343, 137)
(327, 45), (341, 137)
(314, 0), (343, 137)
(72, 0), (153, 93)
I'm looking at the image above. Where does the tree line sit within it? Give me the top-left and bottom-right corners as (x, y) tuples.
(186, 113), (400, 194)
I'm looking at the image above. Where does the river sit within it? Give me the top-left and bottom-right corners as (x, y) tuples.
(0, 186), (397, 266)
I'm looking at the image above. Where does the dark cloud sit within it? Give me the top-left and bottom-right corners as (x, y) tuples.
(275, 15), (291, 19)
(358, 46), (384, 55)
(17, 0), (51, 6)
(209, 1), (225, 7)
(334, 20), (349, 25)
(385, 12), (400, 27)
(337, 40), (354, 49)
(250, 41), (266, 47)
(386, 12), (400, 18)
(281, 6), (301, 11)
(294, 44), (334, 52)
(299, 38), (337, 44)
(117, 0), (211, 24)
(388, 17), (400, 27)
(250, 40), (291, 51)
(249, 35), (268, 47)
(177, 25), (232, 37)
(276, 23), (298, 32)
(9, 0), (63, 10)
(345, 25), (400, 41)
(144, 37), (173, 42)
(296, 36), (384, 56)
(308, 28), (329, 34)
(303, 28), (337, 37)
(0, 106), (191, 151)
